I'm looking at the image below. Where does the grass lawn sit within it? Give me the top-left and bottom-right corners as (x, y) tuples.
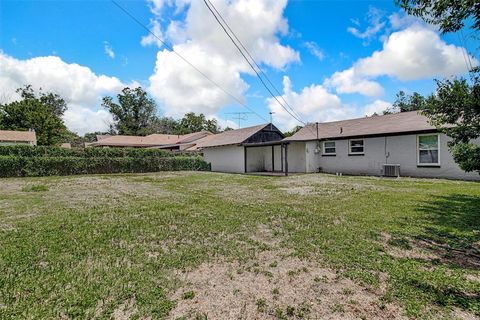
(0, 172), (479, 319)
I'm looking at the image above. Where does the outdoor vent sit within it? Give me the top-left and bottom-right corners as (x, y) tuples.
(383, 164), (400, 177)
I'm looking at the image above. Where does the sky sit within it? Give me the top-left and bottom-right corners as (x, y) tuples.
(0, 0), (478, 135)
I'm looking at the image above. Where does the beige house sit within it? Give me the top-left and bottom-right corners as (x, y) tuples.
(0, 130), (37, 146)
(89, 131), (212, 151)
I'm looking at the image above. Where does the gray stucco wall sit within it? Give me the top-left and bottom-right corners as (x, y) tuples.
(285, 142), (306, 173)
(203, 145), (245, 173)
(297, 133), (479, 180)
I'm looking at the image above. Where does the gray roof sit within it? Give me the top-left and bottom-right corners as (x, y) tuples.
(285, 111), (436, 141)
(199, 124), (270, 148)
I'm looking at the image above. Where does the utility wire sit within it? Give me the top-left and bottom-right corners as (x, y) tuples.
(204, 0), (304, 122)
(202, 0), (305, 126)
(111, 0), (269, 123)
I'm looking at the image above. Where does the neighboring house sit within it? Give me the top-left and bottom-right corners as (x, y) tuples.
(200, 124), (285, 173)
(284, 111), (480, 180)
(0, 129), (37, 146)
(89, 131), (212, 150)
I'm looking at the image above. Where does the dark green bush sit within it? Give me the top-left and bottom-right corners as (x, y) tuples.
(0, 145), (176, 158)
(0, 156), (210, 177)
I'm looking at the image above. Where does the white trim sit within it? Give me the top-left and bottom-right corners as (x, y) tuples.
(349, 139), (365, 155)
(322, 141), (336, 155)
(417, 133), (440, 166)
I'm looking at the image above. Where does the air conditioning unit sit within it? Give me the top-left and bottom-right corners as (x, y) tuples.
(383, 164), (400, 177)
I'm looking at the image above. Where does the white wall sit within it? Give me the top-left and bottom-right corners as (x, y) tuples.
(286, 142), (306, 173)
(203, 145), (245, 173)
(302, 133), (479, 180)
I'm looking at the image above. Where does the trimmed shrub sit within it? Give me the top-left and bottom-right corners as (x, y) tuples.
(0, 156), (210, 177)
(0, 145), (177, 158)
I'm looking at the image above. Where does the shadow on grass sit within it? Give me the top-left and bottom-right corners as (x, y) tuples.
(416, 194), (480, 270)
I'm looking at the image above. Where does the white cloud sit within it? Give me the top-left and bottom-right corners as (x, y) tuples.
(141, 19), (164, 48)
(327, 24), (477, 96)
(355, 25), (476, 81)
(0, 53), (126, 134)
(146, 0), (300, 118)
(363, 100), (392, 116)
(303, 41), (324, 60)
(347, 7), (386, 45)
(103, 42), (115, 59)
(267, 76), (355, 130)
(325, 68), (384, 97)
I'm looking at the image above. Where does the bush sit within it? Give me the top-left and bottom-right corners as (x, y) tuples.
(0, 156), (210, 177)
(0, 145), (176, 158)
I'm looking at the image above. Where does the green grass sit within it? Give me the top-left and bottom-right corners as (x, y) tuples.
(0, 172), (479, 319)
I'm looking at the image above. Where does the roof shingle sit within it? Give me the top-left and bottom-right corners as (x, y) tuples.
(0, 130), (37, 143)
(284, 111), (436, 141)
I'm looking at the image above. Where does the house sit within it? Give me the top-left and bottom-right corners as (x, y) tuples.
(0, 129), (37, 146)
(88, 131), (212, 151)
(284, 111), (480, 180)
(200, 123), (285, 173)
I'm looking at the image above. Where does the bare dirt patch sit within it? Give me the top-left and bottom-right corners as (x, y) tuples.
(113, 298), (137, 320)
(168, 250), (405, 320)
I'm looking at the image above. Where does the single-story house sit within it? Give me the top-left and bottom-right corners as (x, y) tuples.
(0, 129), (37, 146)
(199, 112), (479, 180)
(284, 111), (480, 180)
(89, 131), (212, 151)
(200, 124), (285, 173)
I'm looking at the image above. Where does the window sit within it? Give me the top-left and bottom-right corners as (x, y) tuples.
(418, 134), (440, 165)
(349, 139), (364, 155)
(323, 141), (336, 155)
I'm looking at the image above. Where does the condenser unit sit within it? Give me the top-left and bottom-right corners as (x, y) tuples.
(383, 164), (400, 177)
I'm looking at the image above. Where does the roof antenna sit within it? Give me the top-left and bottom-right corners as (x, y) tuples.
(340, 127), (343, 134)
(316, 122), (319, 140)
(269, 111), (275, 130)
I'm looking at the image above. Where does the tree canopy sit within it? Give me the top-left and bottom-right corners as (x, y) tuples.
(396, 0), (479, 33)
(0, 86), (67, 145)
(102, 87), (158, 136)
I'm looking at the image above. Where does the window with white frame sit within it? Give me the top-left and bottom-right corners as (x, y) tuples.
(323, 141), (336, 155)
(417, 134), (440, 165)
(349, 139), (364, 154)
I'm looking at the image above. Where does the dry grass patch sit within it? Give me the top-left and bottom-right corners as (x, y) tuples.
(169, 251), (405, 320)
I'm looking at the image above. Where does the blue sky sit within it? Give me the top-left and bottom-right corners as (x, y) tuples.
(0, 0), (477, 134)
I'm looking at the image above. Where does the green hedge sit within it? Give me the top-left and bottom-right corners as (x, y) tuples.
(0, 145), (177, 158)
(0, 156), (210, 177)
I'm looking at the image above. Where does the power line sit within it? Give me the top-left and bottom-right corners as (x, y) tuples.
(202, 0), (305, 126)
(110, 0), (268, 123)
(204, 0), (304, 122)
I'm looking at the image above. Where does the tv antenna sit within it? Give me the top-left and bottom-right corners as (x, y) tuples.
(225, 112), (254, 128)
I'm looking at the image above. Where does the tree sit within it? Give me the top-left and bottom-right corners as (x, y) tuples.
(102, 87), (158, 135)
(176, 112), (220, 134)
(397, 0), (480, 174)
(148, 117), (179, 134)
(422, 72), (480, 173)
(396, 0), (479, 33)
(283, 125), (303, 137)
(0, 86), (67, 145)
(385, 91), (427, 114)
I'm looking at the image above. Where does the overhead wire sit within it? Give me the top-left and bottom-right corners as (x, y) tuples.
(111, 0), (269, 123)
(202, 0), (306, 126)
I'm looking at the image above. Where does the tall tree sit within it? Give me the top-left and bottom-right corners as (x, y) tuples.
(397, 0), (480, 174)
(177, 112), (220, 134)
(423, 72), (480, 173)
(385, 91), (427, 114)
(0, 86), (67, 145)
(102, 87), (158, 135)
(396, 0), (479, 33)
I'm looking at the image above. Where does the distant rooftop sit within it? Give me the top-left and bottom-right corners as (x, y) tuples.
(0, 129), (37, 144)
